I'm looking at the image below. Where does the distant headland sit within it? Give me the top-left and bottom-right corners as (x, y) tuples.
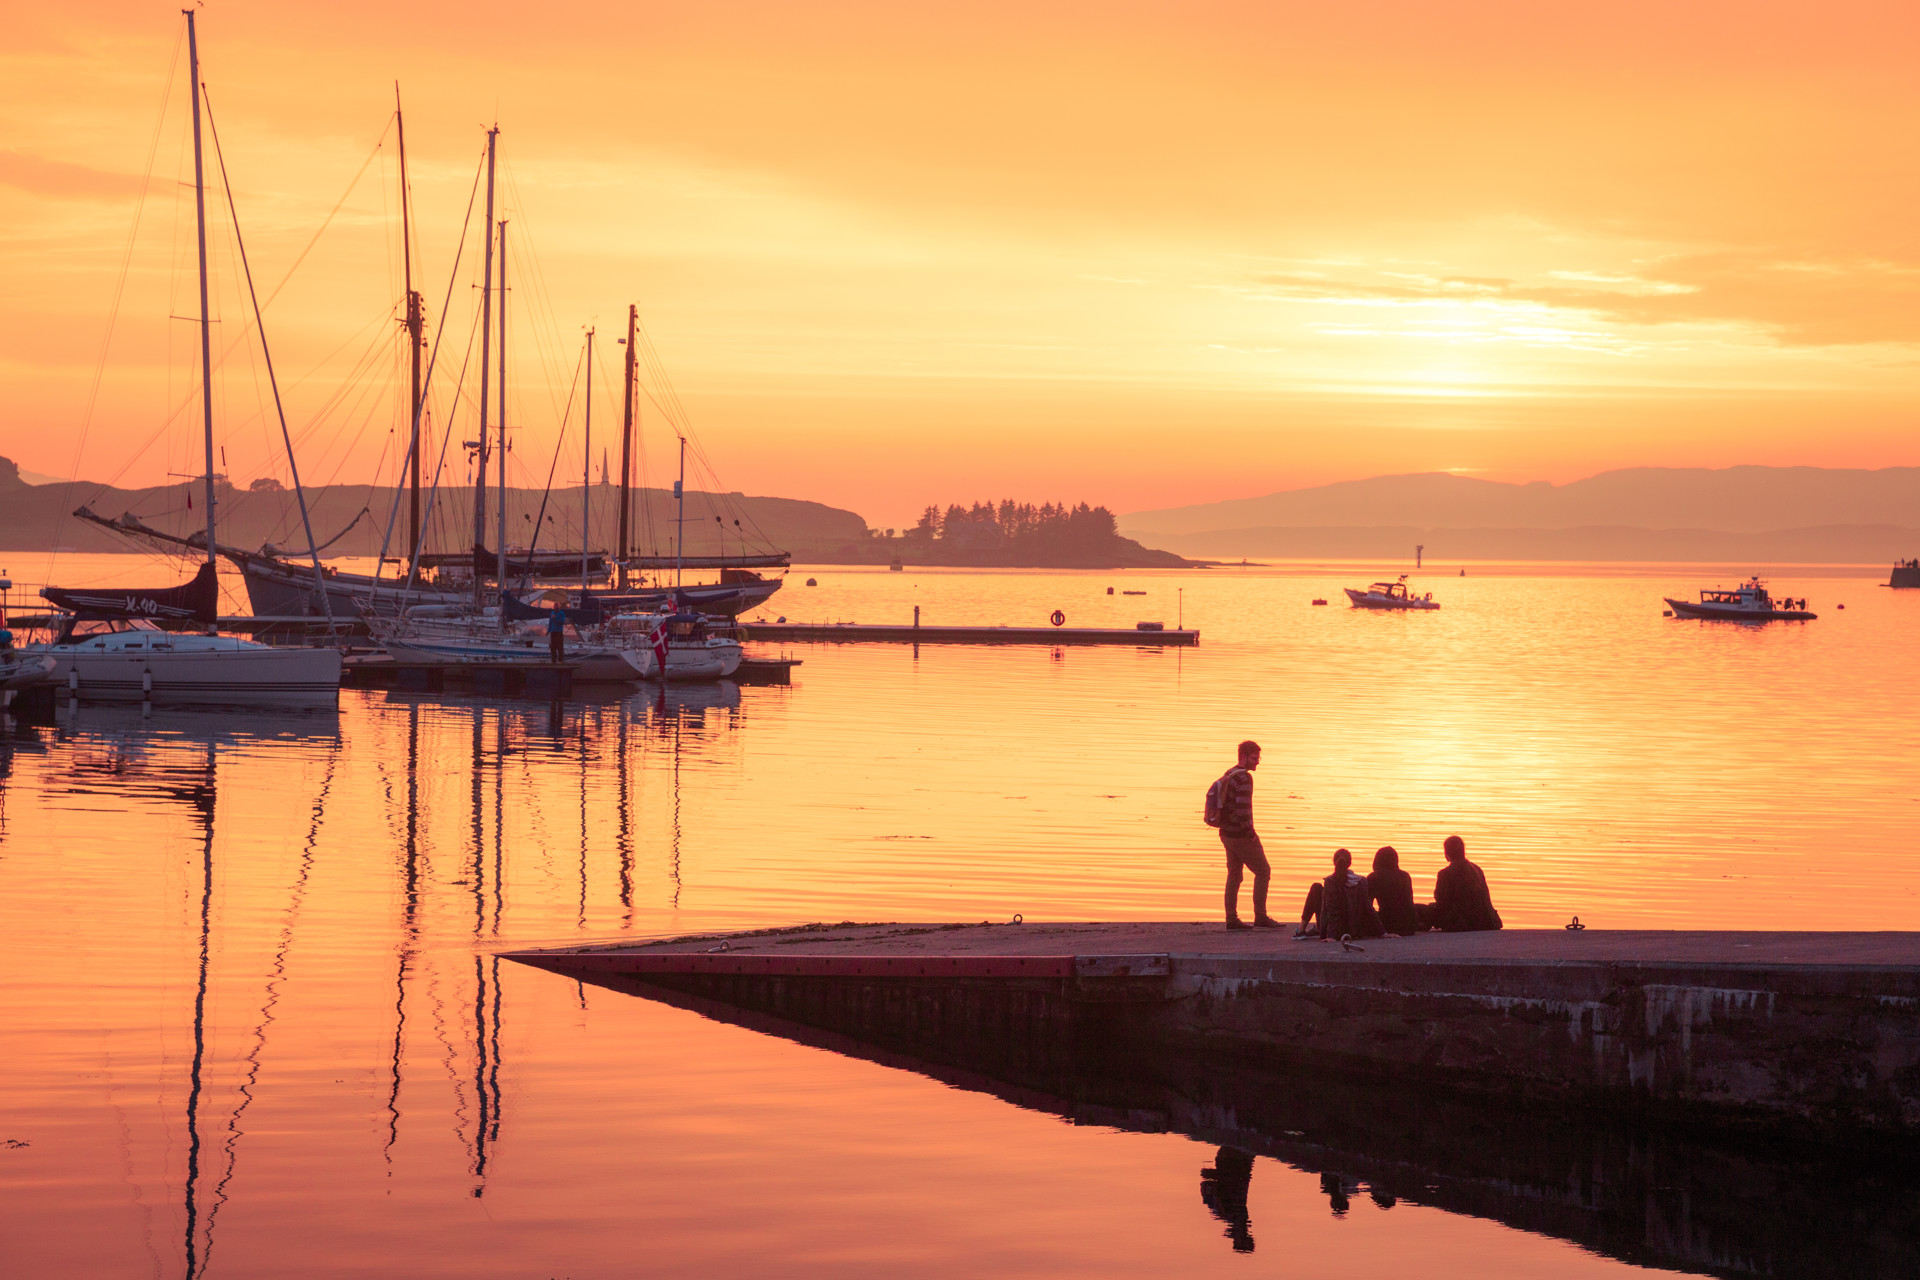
(0, 458), (1189, 569)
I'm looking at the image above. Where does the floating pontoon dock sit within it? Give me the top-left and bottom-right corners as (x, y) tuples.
(738, 622), (1197, 646)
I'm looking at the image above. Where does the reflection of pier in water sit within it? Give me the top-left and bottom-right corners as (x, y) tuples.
(564, 969), (1920, 1280)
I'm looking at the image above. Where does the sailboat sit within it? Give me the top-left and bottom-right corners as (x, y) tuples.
(31, 13), (341, 706)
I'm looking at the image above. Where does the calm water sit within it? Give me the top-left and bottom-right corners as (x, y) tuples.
(4, 556), (1917, 1277)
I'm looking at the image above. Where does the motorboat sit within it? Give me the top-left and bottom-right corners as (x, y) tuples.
(24, 619), (341, 705)
(601, 610), (743, 681)
(1344, 577), (1440, 610)
(372, 613), (647, 682)
(1665, 577), (1815, 622)
(0, 651), (57, 709)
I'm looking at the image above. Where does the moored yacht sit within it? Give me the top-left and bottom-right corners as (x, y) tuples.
(1664, 577), (1815, 622)
(1344, 576), (1440, 610)
(25, 619), (340, 705)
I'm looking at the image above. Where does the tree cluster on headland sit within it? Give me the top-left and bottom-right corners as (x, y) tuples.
(875, 499), (1188, 568)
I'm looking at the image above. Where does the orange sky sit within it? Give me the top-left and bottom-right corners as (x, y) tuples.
(3, 0), (1917, 526)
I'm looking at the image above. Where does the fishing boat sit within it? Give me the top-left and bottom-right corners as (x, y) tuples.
(1664, 577), (1815, 622)
(31, 14), (341, 706)
(1344, 576), (1440, 610)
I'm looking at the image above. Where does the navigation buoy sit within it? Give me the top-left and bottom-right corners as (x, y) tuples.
(1050, 609), (1066, 627)
(805, 578), (817, 587)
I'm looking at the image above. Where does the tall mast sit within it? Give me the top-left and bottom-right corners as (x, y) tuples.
(185, 11), (217, 603)
(472, 128), (498, 611)
(674, 435), (686, 593)
(495, 219), (508, 631)
(582, 327), (593, 589)
(397, 84), (423, 566)
(617, 303), (635, 590)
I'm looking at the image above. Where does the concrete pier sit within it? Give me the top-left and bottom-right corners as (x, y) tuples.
(508, 922), (1920, 1139)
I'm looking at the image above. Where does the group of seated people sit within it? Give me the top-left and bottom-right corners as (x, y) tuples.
(1296, 835), (1501, 939)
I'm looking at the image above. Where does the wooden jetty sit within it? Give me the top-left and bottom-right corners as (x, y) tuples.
(508, 921), (1920, 1140)
(738, 622), (1197, 646)
(342, 653), (575, 696)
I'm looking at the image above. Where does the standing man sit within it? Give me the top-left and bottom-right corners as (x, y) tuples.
(547, 605), (568, 663)
(1215, 740), (1282, 930)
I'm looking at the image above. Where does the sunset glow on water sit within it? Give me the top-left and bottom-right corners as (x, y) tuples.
(3, 558), (1915, 1275)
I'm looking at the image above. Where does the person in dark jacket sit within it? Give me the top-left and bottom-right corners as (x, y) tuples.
(1367, 846), (1420, 936)
(1296, 848), (1382, 939)
(1421, 835), (1502, 932)
(546, 606), (568, 662)
(1217, 740), (1281, 930)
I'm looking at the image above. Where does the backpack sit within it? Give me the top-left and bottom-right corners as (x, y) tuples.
(1204, 767), (1243, 828)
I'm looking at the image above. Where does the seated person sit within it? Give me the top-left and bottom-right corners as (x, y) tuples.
(1297, 848), (1383, 940)
(1420, 835), (1503, 932)
(1367, 846), (1420, 936)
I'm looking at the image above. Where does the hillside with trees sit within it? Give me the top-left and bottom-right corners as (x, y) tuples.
(870, 500), (1188, 568)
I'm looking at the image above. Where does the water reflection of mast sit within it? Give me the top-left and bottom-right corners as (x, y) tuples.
(616, 708), (633, 922)
(667, 688), (683, 908)
(203, 734), (340, 1264)
(468, 705), (503, 1194)
(385, 702), (423, 1164)
(181, 738), (215, 1280)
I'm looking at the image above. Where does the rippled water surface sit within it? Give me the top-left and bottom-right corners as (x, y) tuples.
(4, 556), (1916, 1276)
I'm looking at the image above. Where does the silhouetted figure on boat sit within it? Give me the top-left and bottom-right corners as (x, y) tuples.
(1367, 846), (1420, 936)
(1297, 847), (1383, 939)
(1200, 1146), (1256, 1252)
(547, 606), (567, 662)
(1206, 740), (1281, 930)
(1421, 835), (1503, 932)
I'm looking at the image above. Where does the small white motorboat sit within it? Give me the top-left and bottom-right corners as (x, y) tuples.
(601, 611), (743, 681)
(1344, 576), (1440, 610)
(0, 651), (57, 709)
(1664, 577), (1815, 622)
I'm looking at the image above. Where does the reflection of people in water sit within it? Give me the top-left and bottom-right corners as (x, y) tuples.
(1200, 1146), (1256, 1252)
(1320, 1170), (1359, 1216)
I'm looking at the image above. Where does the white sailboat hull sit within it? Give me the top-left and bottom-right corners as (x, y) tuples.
(38, 645), (341, 705)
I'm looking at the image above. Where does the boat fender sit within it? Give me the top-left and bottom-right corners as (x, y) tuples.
(1662, 610), (1672, 617)
(1050, 609), (1065, 627)
(704, 940), (732, 953)
(1565, 916), (1585, 931)
(1009, 913), (1023, 925)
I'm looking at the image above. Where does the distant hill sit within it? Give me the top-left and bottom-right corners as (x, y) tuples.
(0, 457), (873, 562)
(1122, 467), (1920, 563)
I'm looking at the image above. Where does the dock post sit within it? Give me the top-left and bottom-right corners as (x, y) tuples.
(914, 605), (920, 629)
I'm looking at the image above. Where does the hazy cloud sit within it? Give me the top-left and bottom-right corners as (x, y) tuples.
(1254, 253), (1920, 346)
(0, 150), (144, 201)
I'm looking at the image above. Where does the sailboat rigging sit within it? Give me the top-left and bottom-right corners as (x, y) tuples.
(29, 11), (340, 705)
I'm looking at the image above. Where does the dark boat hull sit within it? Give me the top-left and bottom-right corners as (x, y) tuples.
(1665, 598), (1816, 621)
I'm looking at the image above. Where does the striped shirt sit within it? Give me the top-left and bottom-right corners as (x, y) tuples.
(1219, 766), (1256, 838)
